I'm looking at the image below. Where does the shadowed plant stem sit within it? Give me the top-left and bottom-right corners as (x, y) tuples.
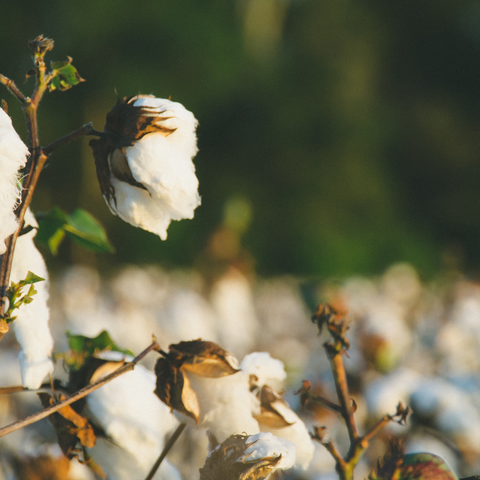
(144, 423), (187, 480)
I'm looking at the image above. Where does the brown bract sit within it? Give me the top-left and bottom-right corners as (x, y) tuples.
(154, 340), (240, 424)
(38, 392), (96, 458)
(89, 95), (176, 206)
(199, 434), (282, 480)
(254, 385), (294, 429)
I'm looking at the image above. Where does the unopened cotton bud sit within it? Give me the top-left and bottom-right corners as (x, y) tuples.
(10, 209), (54, 389)
(0, 108), (29, 254)
(89, 94), (200, 240)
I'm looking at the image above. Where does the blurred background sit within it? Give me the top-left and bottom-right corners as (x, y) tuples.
(2, 0), (480, 279)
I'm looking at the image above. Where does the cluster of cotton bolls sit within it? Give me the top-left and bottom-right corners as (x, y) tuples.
(4, 248), (480, 479)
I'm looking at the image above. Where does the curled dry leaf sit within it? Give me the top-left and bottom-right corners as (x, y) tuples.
(254, 386), (295, 429)
(169, 340), (240, 377)
(154, 356), (200, 424)
(38, 392), (96, 458)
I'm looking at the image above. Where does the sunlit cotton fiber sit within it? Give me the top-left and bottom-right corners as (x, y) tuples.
(0, 108), (29, 254)
(91, 95), (200, 240)
(10, 209), (53, 389)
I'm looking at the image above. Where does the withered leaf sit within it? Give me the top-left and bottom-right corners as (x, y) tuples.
(11, 454), (71, 480)
(169, 340), (240, 377)
(254, 386), (295, 429)
(38, 392), (96, 457)
(154, 357), (200, 424)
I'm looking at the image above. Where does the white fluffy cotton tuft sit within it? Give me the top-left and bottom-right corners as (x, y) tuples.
(184, 370), (261, 443)
(10, 209), (53, 389)
(240, 352), (287, 392)
(0, 108), (29, 254)
(86, 359), (180, 474)
(239, 432), (296, 471)
(107, 96), (200, 240)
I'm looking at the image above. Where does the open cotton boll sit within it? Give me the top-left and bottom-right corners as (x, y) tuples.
(90, 95), (200, 240)
(239, 432), (296, 471)
(86, 359), (179, 471)
(258, 400), (314, 470)
(10, 209), (53, 389)
(0, 108), (29, 254)
(240, 351), (287, 392)
(185, 370), (260, 444)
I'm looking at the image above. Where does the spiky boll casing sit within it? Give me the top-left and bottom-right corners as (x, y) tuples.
(89, 95), (200, 240)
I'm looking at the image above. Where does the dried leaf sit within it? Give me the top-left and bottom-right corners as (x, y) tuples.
(38, 392), (96, 457)
(154, 357), (200, 423)
(169, 340), (240, 377)
(254, 386), (294, 429)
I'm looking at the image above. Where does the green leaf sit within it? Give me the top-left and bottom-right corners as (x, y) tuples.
(66, 330), (134, 371)
(35, 207), (114, 254)
(35, 207), (69, 255)
(22, 271), (45, 285)
(49, 57), (85, 92)
(64, 209), (114, 253)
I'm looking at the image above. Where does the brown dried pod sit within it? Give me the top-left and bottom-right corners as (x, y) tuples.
(254, 386), (295, 429)
(168, 340), (240, 378)
(154, 357), (200, 424)
(38, 392), (96, 458)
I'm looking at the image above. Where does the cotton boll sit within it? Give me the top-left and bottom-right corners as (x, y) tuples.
(364, 368), (420, 419)
(241, 352), (287, 392)
(161, 288), (218, 345)
(240, 432), (296, 470)
(86, 361), (180, 471)
(90, 95), (200, 240)
(10, 209), (53, 389)
(0, 108), (29, 255)
(258, 401), (315, 470)
(186, 370), (260, 443)
(210, 269), (259, 358)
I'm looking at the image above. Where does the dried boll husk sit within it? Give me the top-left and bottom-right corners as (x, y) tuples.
(154, 340), (260, 441)
(89, 94), (200, 239)
(200, 432), (296, 480)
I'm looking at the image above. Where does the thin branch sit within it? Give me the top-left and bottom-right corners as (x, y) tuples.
(0, 340), (159, 438)
(144, 423), (187, 480)
(362, 414), (394, 444)
(42, 122), (101, 155)
(0, 74), (28, 104)
(325, 344), (358, 443)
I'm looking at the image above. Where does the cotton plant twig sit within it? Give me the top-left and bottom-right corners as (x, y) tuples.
(307, 304), (410, 480)
(0, 39), (101, 338)
(144, 423), (187, 480)
(0, 339), (160, 438)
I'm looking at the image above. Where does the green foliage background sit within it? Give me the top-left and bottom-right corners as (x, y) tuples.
(2, 0), (480, 278)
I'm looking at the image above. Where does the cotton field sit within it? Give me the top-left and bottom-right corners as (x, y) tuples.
(0, 262), (479, 479)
